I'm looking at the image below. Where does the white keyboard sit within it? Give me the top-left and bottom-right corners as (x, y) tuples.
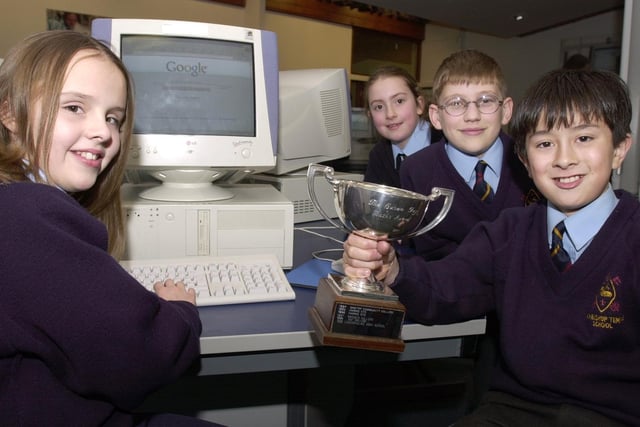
(120, 254), (296, 306)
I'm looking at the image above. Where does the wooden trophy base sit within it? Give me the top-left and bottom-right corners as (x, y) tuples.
(308, 274), (406, 353)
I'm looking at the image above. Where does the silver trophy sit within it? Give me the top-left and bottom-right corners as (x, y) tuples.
(307, 163), (455, 294)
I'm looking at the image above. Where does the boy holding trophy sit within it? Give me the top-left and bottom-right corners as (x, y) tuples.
(343, 69), (637, 426)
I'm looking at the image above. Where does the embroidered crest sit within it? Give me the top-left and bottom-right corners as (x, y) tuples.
(595, 276), (618, 313)
(587, 275), (623, 329)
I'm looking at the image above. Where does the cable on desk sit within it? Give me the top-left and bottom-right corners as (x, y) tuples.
(294, 226), (345, 245)
(294, 226), (345, 262)
(311, 248), (343, 262)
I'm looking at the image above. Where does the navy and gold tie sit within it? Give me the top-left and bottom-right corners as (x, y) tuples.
(550, 221), (572, 272)
(395, 153), (407, 171)
(473, 160), (494, 202)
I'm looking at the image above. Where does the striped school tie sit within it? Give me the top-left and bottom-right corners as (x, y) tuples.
(550, 221), (572, 272)
(473, 160), (494, 202)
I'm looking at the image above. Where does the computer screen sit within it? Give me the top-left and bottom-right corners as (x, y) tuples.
(91, 18), (279, 201)
(267, 68), (352, 175)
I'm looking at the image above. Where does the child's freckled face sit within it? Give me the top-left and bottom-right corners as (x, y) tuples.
(521, 117), (631, 216)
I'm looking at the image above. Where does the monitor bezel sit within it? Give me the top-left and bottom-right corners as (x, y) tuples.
(91, 18), (278, 172)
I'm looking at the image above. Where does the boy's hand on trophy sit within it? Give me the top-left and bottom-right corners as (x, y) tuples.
(343, 233), (397, 284)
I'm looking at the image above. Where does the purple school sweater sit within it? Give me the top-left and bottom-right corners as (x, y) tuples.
(0, 182), (202, 426)
(400, 133), (540, 260)
(364, 139), (401, 187)
(363, 127), (443, 188)
(392, 191), (640, 425)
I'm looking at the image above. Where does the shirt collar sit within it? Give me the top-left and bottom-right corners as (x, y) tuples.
(547, 184), (618, 251)
(392, 119), (431, 157)
(445, 136), (504, 187)
(23, 159), (65, 191)
(23, 159), (47, 183)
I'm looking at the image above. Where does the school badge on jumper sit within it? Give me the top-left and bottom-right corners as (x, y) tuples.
(596, 276), (618, 313)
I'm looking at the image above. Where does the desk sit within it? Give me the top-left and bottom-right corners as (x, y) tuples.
(197, 287), (485, 376)
(144, 221), (486, 427)
(197, 221), (485, 374)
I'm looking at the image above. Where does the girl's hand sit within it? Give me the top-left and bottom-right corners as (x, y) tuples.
(153, 279), (197, 305)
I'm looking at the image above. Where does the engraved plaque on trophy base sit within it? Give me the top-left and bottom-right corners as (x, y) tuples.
(308, 274), (406, 353)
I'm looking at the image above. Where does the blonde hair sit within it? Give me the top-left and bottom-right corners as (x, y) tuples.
(0, 30), (135, 258)
(431, 49), (507, 103)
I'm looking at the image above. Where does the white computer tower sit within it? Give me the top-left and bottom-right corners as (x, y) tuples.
(250, 171), (363, 223)
(121, 183), (294, 268)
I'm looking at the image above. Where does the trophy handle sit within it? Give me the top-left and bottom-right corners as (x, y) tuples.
(404, 187), (455, 239)
(306, 163), (352, 233)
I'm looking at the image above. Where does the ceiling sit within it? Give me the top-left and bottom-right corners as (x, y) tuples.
(357, 0), (625, 38)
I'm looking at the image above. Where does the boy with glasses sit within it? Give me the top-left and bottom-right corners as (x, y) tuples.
(398, 50), (540, 413)
(401, 49), (539, 261)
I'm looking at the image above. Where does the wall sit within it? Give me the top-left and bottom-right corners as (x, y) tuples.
(419, 10), (624, 104)
(0, 0), (352, 74)
(0, 2), (623, 100)
(262, 12), (352, 71)
(0, 1), (242, 55)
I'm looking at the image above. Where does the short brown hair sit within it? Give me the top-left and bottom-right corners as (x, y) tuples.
(431, 49), (507, 103)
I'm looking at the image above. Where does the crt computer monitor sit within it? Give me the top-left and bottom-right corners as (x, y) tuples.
(91, 18), (279, 202)
(267, 68), (352, 176)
